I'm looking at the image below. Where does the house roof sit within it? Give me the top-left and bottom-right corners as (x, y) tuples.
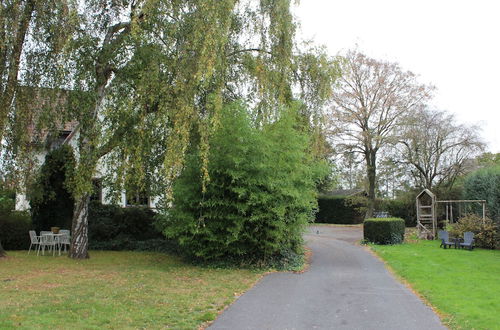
(15, 87), (78, 145)
(416, 189), (435, 199)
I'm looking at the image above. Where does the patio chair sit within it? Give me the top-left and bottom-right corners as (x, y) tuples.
(59, 230), (71, 253)
(38, 232), (59, 256)
(28, 230), (41, 255)
(438, 230), (454, 249)
(459, 231), (475, 250)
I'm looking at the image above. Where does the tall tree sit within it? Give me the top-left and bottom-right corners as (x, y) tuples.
(56, 0), (323, 259)
(397, 107), (484, 189)
(330, 50), (432, 217)
(0, 240), (5, 257)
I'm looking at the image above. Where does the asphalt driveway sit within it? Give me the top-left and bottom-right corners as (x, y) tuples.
(209, 225), (445, 330)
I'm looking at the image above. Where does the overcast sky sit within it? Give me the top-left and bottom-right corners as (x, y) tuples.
(293, 0), (500, 153)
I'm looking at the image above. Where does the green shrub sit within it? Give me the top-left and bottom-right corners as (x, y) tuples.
(364, 218), (405, 245)
(377, 198), (416, 227)
(30, 145), (75, 232)
(0, 210), (32, 250)
(0, 188), (33, 250)
(463, 166), (500, 223)
(315, 195), (364, 224)
(157, 102), (325, 265)
(449, 214), (498, 249)
(88, 201), (166, 251)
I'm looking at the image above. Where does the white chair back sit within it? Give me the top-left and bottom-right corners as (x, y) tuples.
(40, 233), (56, 245)
(29, 230), (39, 243)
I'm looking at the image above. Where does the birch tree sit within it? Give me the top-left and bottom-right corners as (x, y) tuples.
(330, 50), (432, 217)
(58, 0), (331, 259)
(2, 0), (338, 259)
(0, 0), (70, 149)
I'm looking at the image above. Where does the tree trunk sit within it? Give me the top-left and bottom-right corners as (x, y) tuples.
(0, 239), (6, 257)
(0, 0), (36, 144)
(365, 150), (377, 218)
(69, 194), (90, 259)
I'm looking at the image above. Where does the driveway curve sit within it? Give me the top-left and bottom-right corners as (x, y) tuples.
(209, 225), (445, 330)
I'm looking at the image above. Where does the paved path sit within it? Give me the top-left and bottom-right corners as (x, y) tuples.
(209, 225), (445, 330)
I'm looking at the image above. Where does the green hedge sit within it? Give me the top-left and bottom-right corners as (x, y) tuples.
(377, 198), (416, 227)
(0, 189), (33, 250)
(88, 201), (171, 252)
(315, 195), (364, 224)
(364, 217), (405, 245)
(0, 211), (32, 250)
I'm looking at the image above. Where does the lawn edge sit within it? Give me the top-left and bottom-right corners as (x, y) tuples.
(364, 244), (453, 330)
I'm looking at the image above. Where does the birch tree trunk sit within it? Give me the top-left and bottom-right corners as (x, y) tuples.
(69, 193), (90, 259)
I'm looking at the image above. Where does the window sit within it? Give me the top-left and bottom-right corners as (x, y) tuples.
(125, 189), (149, 207)
(90, 179), (102, 203)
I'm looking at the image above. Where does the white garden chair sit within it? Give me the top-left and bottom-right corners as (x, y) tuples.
(38, 232), (59, 256)
(59, 230), (71, 253)
(28, 230), (41, 255)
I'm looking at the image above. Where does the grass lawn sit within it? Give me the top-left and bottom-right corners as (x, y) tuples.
(0, 251), (266, 329)
(371, 240), (500, 330)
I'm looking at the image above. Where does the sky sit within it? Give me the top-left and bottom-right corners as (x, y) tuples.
(293, 0), (500, 153)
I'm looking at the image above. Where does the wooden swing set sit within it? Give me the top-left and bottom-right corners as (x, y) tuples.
(416, 189), (486, 239)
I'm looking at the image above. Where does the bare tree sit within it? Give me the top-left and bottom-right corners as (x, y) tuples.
(330, 50), (432, 217)
(397, 107), (484, 189)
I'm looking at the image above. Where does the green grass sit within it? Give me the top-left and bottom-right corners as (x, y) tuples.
(371, 240), (500, 330)
(0, 251), (266, 329)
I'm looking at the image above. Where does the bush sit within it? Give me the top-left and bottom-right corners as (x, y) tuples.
(377, 198), (416, 227)
(0, 188), (33, 250)
(364, 218), (405, 245)
(30, 145), (75, 232)
(463, 166), (500, 223)
(0, 210), (32, 250)
(157, 102), (325, 264)
(88, 201), (167, 251)
(315, 195), (364, 224)
(449, 214), (498, 249)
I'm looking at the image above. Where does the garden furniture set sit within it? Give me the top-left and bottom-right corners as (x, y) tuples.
(438, 230), (474, 250)
(28, 230), (71, 256)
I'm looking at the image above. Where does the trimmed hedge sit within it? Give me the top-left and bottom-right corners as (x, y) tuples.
(0, 210), (32, 250)
(0, 189), (33, 250)
(364, 217), (405, 245)
(315, 195), (364, 224)
(377, 198), (416, 227)
(87, 201), (173, 252)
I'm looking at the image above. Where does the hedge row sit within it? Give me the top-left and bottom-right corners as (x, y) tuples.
(315, 195), (364, 224)
(0, 198), (172, 252)
(364, 217), (405, 245)
(0, 210), (32, 250)
(87, 201), (170, 251)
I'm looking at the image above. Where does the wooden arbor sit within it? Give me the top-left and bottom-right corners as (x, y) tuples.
(416, 189), (437, 239)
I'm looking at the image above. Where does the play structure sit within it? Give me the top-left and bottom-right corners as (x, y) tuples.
(415, 189), (486, 239)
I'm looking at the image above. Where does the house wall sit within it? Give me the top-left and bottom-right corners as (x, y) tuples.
(15, 130), (160, 211)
